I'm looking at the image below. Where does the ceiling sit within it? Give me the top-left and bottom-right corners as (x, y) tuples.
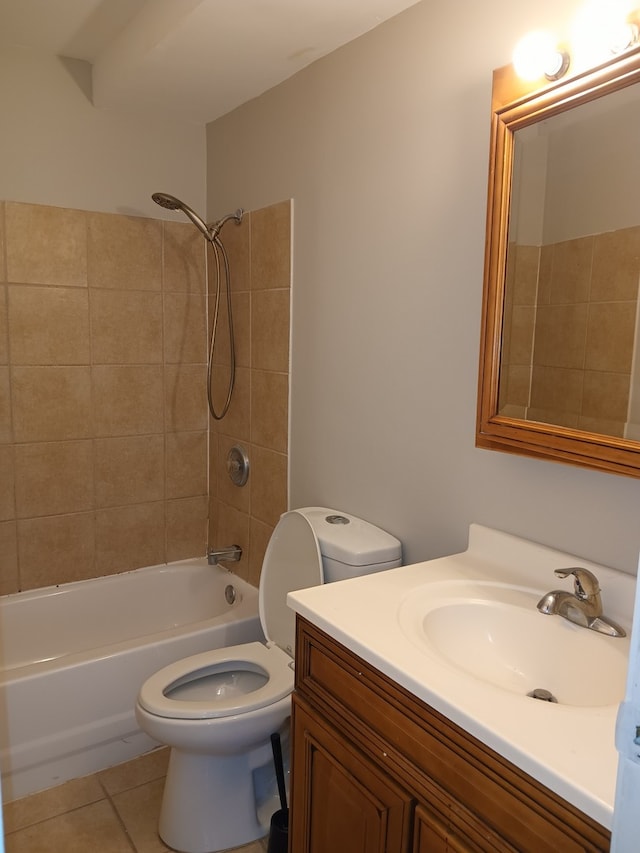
(0, 0), (420, 124)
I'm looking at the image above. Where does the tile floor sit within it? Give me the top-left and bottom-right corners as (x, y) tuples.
(2, 748), (270, 853)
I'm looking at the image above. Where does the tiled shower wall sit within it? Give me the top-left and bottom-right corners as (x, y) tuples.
(0, 199), (290, 594)
(500, 225), (640, 436)
(208, 200), (291, 588)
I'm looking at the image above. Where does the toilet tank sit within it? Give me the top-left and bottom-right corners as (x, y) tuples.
(298, 507), (402, 584)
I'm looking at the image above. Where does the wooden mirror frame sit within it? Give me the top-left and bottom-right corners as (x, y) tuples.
(477, 45), (640, 478)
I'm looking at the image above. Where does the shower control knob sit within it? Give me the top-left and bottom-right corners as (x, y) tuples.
(226, 445), (250, 487)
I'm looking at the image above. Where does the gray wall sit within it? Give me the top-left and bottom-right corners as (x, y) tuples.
(206, 0), (640, 575)
(0, 44), (205, 217)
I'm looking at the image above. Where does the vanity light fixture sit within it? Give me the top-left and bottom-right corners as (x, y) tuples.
(608, 19), (639, 54)
(513, 2), (640, 81)
(512, 31), (570, 81)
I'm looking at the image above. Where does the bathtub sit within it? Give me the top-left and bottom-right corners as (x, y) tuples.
(0, 558), (263, 801)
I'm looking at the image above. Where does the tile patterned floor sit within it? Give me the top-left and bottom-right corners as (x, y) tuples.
(2, 749), (270, 853)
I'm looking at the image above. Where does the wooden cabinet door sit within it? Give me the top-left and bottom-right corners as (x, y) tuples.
(290, 696), (414, 853)
(412, 803), (519, 853)
(413, 804), (467, 853)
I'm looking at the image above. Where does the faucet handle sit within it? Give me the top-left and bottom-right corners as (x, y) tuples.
(554, 567), (600, 600)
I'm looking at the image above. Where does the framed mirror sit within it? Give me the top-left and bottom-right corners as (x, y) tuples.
(477, 45), (640, 477)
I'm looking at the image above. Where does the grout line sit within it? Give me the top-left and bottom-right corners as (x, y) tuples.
(101, 792), (138, 853)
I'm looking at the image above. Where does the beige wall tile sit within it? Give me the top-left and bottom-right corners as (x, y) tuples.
(92, 365), (164, 436)
(11, 366), (92, 442)
(582, 370), (630, 421)
(585, 302), (636, 373)
(90, 289), (163, 365)
(212, 365), (250, 440)
(500, 365), (531, 410)
(530, 366), (583, 416)
(165, 431), (207, 499)
(499, 403), (527, 419)
(163, 221), (206, 293)
(250, 445), (287, 527)
(2, 204), (214, 589)
(0, 445), (15, 520)
(166, 495), (207, 562)
(5, 202), (87, 287)
(95, 435), (165, 508)
(0, 366), (11, 443)
(216, 434), (250, 513)
(208, 428), (218, 500)
(209, 201), (291, 586)
(214, 212), (250, 293)
(0, 285), (8, 362)
(0, 520), (18, 595)
(591, 226), (640, 302)
(251, 370), (288, 453)
(511, 244), (540, 306)
(8, 285), (90, 365)
(208, 499), (250, 577)
(249, 516), (273, 587)
(95, 503), (165, 575)
(251, 289), (290, 373)
(532, 304), (588, 370)
(0, 202), (5, 282)
(87, 212), (161, 291)
(166, 496), (208, 562)
(250, 200), (291, 290)
(211, 291), (249, 368)
(164, 364), (207, 431)
(578, 415), (625, 437)
(163, 292), (206, 364)
(536, 245), (553, 305)
(527, 407), (579, 429)
(18, 513), (96, 589)
(14, 440), (94, 517)
(504, 306), (535, 366)
(548, 237), (592, 304)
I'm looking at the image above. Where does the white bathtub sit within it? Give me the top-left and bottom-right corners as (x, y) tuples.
(0, 558), (263, 801)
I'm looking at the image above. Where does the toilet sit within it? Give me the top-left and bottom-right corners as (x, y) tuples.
(135, 507), (401, 853)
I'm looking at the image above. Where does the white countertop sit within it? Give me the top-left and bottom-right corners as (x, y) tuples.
(288, 524), (635, 830)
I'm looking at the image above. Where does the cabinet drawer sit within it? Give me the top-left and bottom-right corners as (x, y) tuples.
(295, 617), (610, 853)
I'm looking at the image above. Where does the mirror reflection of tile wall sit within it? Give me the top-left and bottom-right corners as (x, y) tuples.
(207, 200), (291, 589)
(0, 198), (290, 593)
(500, 225), (640, 437)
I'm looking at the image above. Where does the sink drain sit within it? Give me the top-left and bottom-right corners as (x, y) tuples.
(527, 688), (558, 703)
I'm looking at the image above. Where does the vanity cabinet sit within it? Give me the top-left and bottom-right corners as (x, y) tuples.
(290, 617), (610, 853)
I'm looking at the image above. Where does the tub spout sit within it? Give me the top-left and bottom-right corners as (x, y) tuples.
(207, 545), (242, 566)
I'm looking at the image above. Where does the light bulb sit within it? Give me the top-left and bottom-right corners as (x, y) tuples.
(571, 0), (635, 69)
(513, 31), (568, 81)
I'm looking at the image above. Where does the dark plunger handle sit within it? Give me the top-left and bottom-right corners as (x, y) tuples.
(271, 732), (288, 812)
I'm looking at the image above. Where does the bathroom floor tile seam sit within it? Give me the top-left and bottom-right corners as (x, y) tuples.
(3, 748), (269, 853)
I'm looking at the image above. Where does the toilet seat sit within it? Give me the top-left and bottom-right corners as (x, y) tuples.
(138, 510), (324, 723)
(138, 642), (294, 720)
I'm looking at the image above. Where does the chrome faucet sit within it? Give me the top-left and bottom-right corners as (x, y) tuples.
(537, 567), (626, 637)
(207, 545), (242, 567)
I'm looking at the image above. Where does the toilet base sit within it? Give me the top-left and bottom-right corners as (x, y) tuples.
(158, 748), (268, 853)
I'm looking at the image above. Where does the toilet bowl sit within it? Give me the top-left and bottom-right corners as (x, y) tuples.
(135, 507), (401, 853)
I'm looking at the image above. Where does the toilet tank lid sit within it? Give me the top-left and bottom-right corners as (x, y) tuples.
(296, 507), (401, 567)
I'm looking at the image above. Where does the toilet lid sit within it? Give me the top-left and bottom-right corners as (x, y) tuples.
(259, 510), (323, 656)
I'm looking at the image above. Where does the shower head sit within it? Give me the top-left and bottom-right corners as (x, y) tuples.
(152, 192), (211, 240)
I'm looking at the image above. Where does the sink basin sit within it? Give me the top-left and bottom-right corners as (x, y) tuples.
(398, 582), (629, 707)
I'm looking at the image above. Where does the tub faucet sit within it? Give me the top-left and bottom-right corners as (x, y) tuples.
(536, 567), (626, 637)
(207, 545), (242, 567)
